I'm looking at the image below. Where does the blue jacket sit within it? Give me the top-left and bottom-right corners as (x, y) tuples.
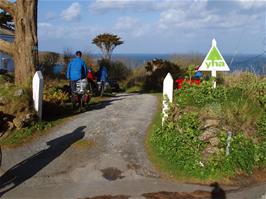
(99, 66), (108, 82)
(67, 57), (88, 81)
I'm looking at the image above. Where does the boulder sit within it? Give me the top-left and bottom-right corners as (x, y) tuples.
(14, 88), (24, 97)
(209, 137), (220, 146)
(13, 117), (24, 129)
(201, 145), (220, 162)
(201, 119), (220, 129)
(199, 128), (219, 141)
(7, 121), (15, 131)
(24, 113), (35, 125)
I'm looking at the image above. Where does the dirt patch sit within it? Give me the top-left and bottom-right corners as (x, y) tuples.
(101, 167), (124, 181)
(143, 190), (212, 199)
(229, 167), (266, 186)
(72, 139), (95, 149)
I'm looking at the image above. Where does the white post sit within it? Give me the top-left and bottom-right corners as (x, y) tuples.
(211, 70), (217, 88)
(32, 71), (44, 120)
(162, 73), (173, 125)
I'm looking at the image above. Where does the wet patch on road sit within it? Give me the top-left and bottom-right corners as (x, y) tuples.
(101, 167), (125, 181)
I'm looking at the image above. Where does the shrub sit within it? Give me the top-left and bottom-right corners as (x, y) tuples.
(144, 59), (183, 91)
(149, 75), (265, 180)
(97, 59), (132, 82)
(39, 51), (60, 78)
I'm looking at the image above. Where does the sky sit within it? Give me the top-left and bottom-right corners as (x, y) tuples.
(38, 0), (266, 55)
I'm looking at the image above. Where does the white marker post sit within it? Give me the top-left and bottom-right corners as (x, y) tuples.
(198, 39), (230, 88)
(162, 73), (173, 125)
(32, 71), (44, 120)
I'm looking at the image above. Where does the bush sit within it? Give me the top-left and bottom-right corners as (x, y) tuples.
(149, 75), (266, 180)
(97, 59), (132, 82)
(144, 59), (183, 91)
(39, 52), (60, 78)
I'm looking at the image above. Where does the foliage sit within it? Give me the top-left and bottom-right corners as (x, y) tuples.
(39, 51), (60, 78)
(92, 33), (123, 60)
(0, 10), (14, 30)
(175, 80), (263, 134)
(0, 121), (54, 146)
(150, 112), (262, 180)
(149, 74), (266, 180)
(144, 59), (183, 91)
(97, 59), (132, 82)
(43, 87), (69, 105)
(223, 72), (266, 110)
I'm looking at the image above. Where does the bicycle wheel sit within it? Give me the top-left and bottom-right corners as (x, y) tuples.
(79, 95), (83, 113)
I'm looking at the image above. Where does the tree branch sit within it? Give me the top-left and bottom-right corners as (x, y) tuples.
(0, 0), (15, 16)
(0, 39), (14, 55)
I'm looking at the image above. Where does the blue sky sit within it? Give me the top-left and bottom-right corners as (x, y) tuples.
(38, 0), (266, 54)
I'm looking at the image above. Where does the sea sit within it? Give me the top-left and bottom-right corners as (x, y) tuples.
(52, 53), (266, 75)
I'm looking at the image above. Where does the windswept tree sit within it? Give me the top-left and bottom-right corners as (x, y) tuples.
(0, 0), (38, 87)
(92, 33), (123, 60)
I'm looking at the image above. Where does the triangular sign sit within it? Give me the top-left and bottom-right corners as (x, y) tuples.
(199, 39), (230, 71)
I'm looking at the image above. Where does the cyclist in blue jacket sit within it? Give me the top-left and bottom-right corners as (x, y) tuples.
(67, 51), (88, 94)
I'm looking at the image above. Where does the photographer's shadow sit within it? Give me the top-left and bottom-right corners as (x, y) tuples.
(0, 126), (86, 196)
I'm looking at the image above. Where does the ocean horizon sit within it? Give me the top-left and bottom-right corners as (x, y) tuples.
(91, 53), (266, 74)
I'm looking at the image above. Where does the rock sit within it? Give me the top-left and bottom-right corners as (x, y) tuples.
(209, 137), (220, 146)
(4, 82), (10, 88)
(7, 121), (15, 131)
(201, 119), (220, 129)
(24, 113), (35, 125)
(0, 97), (7, 105)
(2, 117), (9, 122)
(201, 146), (220, 162)
(14, 88), (24, 97)
(13, 117), (24, 129)
(199, 128), (219, 141)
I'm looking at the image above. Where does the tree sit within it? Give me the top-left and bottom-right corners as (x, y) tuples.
(0, 0), (38, 87)
(0, 10), (14, 30)
(92, 33), (123, 60)
(39, 51), (59, 78)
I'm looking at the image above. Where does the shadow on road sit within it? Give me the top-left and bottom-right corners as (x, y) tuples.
(211, 182), (226, 199)
(87, 97), (124, 111)
(0, 126), (86, 196)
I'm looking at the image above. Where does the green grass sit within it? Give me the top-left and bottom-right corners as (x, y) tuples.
(0, 121), (56, 146)
(146, 79), (266, 183)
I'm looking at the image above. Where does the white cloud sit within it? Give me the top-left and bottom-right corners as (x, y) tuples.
(114, 16), (150, 37)
(236, 0), (265, 9)
(38, 22), (95, 40)
(157, 0), (262, 32)
(90, 0), (155, 13)
(45, 11), (56, 21)
(61, 2), (81, 21)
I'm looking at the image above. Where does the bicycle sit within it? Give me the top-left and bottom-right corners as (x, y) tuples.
(71, 78), (91, 112)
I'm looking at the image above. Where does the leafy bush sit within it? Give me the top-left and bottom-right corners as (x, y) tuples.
(151, 113), (206, 178)
(144, 59), (183, 91)
(149, 76), (265, 180)
(98, 59), (132, 82)
(39, 51), (60, 78)
(43, 87), (69, 104)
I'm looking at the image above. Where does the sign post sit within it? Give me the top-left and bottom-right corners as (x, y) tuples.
(33, 71), (44, 120)
(198, 39), (230, 88)
(162, 73), (173, 125)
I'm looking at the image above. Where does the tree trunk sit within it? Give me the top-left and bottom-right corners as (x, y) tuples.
(13, 0), (38, 87)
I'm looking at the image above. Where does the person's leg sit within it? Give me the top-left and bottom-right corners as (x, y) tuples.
(100, 81), (105, 96)
(70, 81), (76, 94)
